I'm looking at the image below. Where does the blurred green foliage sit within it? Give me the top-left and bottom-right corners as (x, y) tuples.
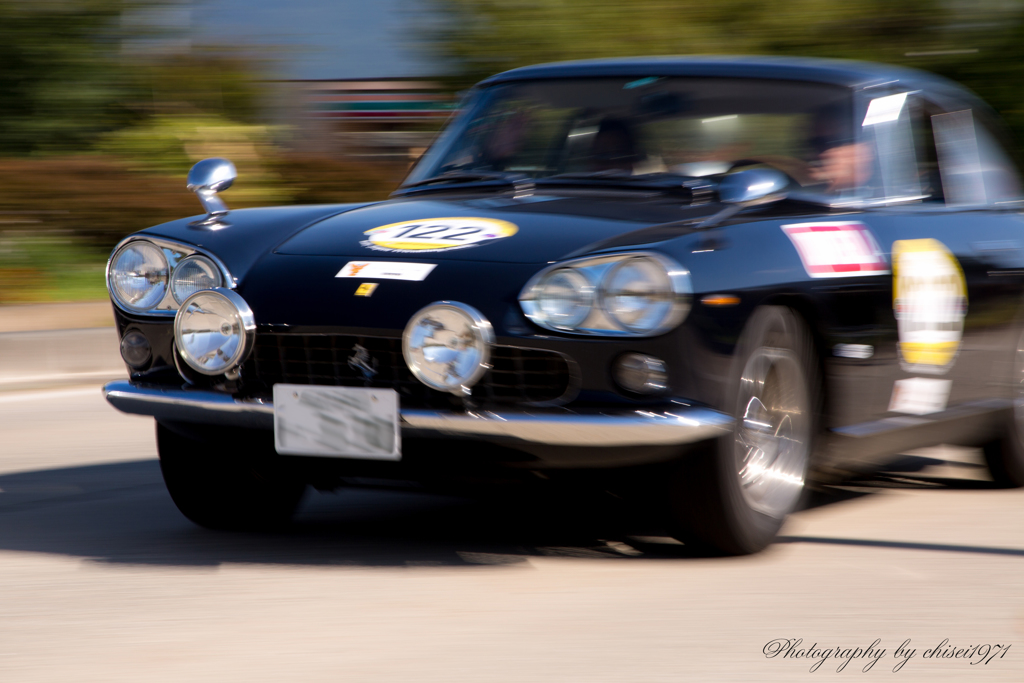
(0, 235), (109, 303)
(0, 0), (267, 157)
(0, 0), (132, 155)
(423, 0), (942, 78)
(133, 51), (266, 124)
(96, 114), (292, 204)
(424, 0), (1024, 154)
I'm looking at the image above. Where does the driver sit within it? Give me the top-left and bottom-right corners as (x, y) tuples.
(479, 109), (531, 170)
(807, 102), (874, 193)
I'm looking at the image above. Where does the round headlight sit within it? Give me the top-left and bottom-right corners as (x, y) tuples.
(402, 301), (494, 395)
(531, 268), (593, 330)
(600, 256), (677, 334)
(174, 288), (255, 376)
(171, 254), (224, 304)
(108, 241), (169, 312)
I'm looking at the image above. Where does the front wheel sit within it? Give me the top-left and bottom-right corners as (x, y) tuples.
(667, 306), (819, 555)
(157, 422), (306, 531)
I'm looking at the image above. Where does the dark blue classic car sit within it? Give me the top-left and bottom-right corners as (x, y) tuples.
(103, 56), (1024, 554)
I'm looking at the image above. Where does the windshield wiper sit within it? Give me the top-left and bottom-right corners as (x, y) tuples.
(542, 171), (693, 182)
(542, 170), (634, 180)
(535, 171), (697, 196)
(401, 170), (525, 190)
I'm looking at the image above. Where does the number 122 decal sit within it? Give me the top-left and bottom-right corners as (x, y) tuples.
(362, 217), (518, 253)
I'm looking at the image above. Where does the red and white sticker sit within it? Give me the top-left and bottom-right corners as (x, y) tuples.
(781, 222), (889, 278)
(336, 261), (436, 281)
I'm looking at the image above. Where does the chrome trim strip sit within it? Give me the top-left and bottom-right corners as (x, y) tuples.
(102, 380), (733, 447)
(104, 380), (272, 422)
(400, 406), (732, 446)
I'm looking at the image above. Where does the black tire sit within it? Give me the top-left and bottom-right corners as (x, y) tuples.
(983, 330), (1024, 487)
(157, 422), (306, 531)
(982, 435), (1024, 487)
(667, 306), (820, 555)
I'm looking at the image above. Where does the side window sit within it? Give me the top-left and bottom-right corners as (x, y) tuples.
(929, 105), (1022, 206)
(907, 98), (944, 203)
(974, 122), (1022, 203)
(931, 108), (987, 205)
(860, 92), (923, 201)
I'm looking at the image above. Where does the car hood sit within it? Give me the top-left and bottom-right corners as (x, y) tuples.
(142, 193), (720, 332)
(275, 194), (713, 264)
(232, 193), (719, 332)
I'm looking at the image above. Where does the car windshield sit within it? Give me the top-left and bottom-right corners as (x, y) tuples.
(405, 77), (856, 193)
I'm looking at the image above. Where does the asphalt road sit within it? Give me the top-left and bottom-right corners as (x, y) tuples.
(0, 385), (1022, 681)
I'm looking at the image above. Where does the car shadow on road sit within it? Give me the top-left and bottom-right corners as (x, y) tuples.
(0, 454), (1011, 568)
(776, 535), (1024, 557)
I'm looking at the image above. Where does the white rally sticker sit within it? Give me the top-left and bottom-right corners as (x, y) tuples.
(888, 377), (952, 415)
(862, 92), (909, 126)
(336, 261), (436, 281)
(361, 217), (518, 254)
(892, 238), (967, 370)
(781, 222), (889, 278)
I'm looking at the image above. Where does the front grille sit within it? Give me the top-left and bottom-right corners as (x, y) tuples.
(239, 333), (574, 409)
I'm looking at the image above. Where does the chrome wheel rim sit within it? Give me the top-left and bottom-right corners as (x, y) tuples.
(734, 347), (809, 518)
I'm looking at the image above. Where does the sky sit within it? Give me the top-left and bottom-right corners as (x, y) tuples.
(187, 0), (440, 80)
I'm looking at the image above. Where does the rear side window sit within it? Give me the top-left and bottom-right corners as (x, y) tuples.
(859, 92), (1023, 206)
(927, 104), (1021, 205)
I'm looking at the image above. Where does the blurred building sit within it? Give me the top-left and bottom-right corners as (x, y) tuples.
(173, 0), (451, 161)
(290, 79), (456, 162)
(189, 0), (439, 81)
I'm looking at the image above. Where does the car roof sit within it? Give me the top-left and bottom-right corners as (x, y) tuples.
(479, 55), (957, 93)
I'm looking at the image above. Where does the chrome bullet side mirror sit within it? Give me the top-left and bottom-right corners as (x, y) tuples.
(694, 167), (791, 230)
(717, 167), (789, 207)
(187, 158), (237, 221)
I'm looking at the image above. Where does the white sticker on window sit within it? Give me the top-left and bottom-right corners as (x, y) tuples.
(862, 92), (909, 126)
(336, 261), (437, 281)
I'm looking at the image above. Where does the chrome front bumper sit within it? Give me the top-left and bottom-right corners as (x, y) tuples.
(102, 380), (733, 448)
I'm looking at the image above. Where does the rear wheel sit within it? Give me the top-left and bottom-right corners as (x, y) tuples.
(983, 330), (1024, 487)
(157, 422), (306, 530)
(667, 306), (818, 555)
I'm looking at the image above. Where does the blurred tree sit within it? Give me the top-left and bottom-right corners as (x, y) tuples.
(131, 51), (267, 123)
(423, 0), (955, 84)
(929, 18), (1024, 157)
(422, 0), (1024, 147)
(0, 0), (137, 155)
(0, 0), (268, 156)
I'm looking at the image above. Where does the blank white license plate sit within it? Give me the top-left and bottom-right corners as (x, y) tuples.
(273, 384), (401, 460)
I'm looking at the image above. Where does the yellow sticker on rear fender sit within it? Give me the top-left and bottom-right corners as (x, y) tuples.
(361, 217), (518, 253)
(893, 238), (967, 370)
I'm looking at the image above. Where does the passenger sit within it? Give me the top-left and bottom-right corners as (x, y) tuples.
(591, 119), (640, 173)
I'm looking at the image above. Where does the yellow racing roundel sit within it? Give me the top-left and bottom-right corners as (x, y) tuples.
(361, 217), (518, 253)
(892, 238), (968, 369)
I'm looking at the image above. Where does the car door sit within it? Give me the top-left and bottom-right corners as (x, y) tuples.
(861, 91), (1024, 419)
